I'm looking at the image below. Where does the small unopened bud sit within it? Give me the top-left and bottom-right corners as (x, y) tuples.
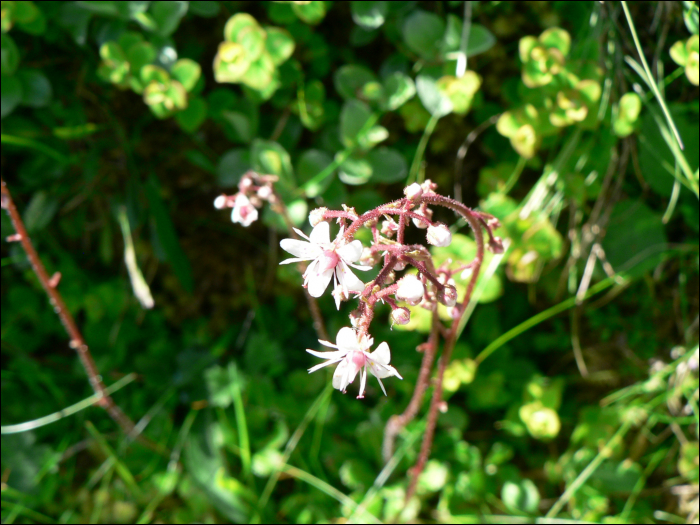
(257, 185), (272, 199)
(6, 233), (22, 242)
(381, 218), (399, 237)
(427, 224), (452, 247)
(404, 183), (423, 200)
(239, 176), (253, 190)
(393, 260), (406, 271)
(438, 284), (458, 307)
(396, 275), (425, 305)
(446, 306), (461, 319)
(412, 206), (433, 229)
(488, 236), (504, 254)
(48, 272), (62, 288)
(391, 307), (411, 326)
(487, 217), (501, 230)
(421, 179), (438, 194)
(213, 195), (227, 209)
(309, 207), (328, 227)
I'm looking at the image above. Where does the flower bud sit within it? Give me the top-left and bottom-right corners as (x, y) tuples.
(412, 206), (432, 229)
(239, 176), (253, 190)
(404, 183), (423, 200)
(488, 236), (504, 254)
(421, 179), (438, 194)
(391, 307), (411, 326)
(393, 260), (407, 271)
(381, 218), (399, 237)
(396, 275), (425, 305)
(427, 224), (452, 247)
(309, 207), (328, 227)
(257, 185), (272, 199)
(446, 306), (461, 319)
(438, 284), (458, 307)
(214, 195), (228, 209)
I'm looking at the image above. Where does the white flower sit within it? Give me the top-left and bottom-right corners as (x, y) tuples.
(231, 193), (258, 227)
(426, 223), (452, 247)
(307, 327), (402, 398)
(279, 222), (371, 303)
(404, 182), (423, 200)
(395, 274), (424, 305)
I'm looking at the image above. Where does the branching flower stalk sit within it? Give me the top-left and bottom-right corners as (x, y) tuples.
(1, 178), (145, 442)
(216, 175), (503, 502)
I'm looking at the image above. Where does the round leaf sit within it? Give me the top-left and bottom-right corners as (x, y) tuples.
(416, 74), (452, 117)
(296, 149), (334, 197)
(291, 1), (326, 25)
(382, 71), (415, 110)
(338, 154), (372, 185)
(150, 0), (188, 37)
(265, 27), (295, 66)
(175, 97), (207, 132)
(339, 99), (373, 148)
(171, 59), (201, 92)
(334, 64), (376, 100)
(1, 74), (22, 118)
(1, 33), (20, 76)
(402, 10), (445, 60)
(217, 148), (251, 187)
(351, 1), (388, 30)
(17, 69), (52, 108)
(367, 147), (407, 183)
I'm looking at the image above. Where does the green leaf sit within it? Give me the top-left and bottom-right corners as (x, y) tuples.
(1, 33), (20, 75)
(298, 79), (325, 130)
(602, 199), (667, 277)
(466, 24), (496, 57)
(351, 1), (388, 30)
(367, 147), (407, 183)
(1, 74), (23, 118)
(145, 175), (194, 293)
(402, 10), (445, 60)
(171, 58), (201, 92)
(217, 148), (251, 187)
(241, 53), (275, 91)
(12, 1), (40, 24)
(382, 71), (415, 110)
(57, 3), (93, 45)
(415, 74), (452, 117)
(436, 72), (481, 114)
(125, 41), (157, 74)
(23, 190), (58, 232)
(613, 92), (642, 137)
(502, 479), (540, 514)
(189, 1), (219, 18)
(213, 42), (251, 83)
(17, 69), (51, 107)
(539, 27), (570, 56)
(265, 27), (294, 66)
(338, 153), (372, 185)
(140, 64), (169, 84)
(296, 149), (334, 197)
(251, 139), (294, 184)
(334, 64), (376, 100)
(339, 98), (373, 148)
(175, 97), (207, 132)
(150, 0), (188, 37)
(291, 1), (326, 25)
(670, 40), (689, 67)
(416, 460), (449, 494)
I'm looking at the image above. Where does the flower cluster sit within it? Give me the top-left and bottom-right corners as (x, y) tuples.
(219, 174), (503, 399)
(213, 171), (278, 227)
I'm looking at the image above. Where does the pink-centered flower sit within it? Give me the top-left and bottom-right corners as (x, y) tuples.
(307, 327), (402, 398)
(231, 193), (258, 227)
(279, 221), (371, 304)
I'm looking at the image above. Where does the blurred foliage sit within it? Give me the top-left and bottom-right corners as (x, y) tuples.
(1, 1), (699, 523)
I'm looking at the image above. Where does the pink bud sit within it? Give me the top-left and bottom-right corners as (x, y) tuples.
(391, 307), (411, 325)
(213, 195), (228, 209)
(404, 183), (423, 200)
(412, 206), (432, 229)
(257, 185), (272, 199)
(488, 236), (504, 254)
(309, 207), (328, 227)
(427, 224), (452, 247)
(438, 285), (458, 307)
(396, 275), (425, 305)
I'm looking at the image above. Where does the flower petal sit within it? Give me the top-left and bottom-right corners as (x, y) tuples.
(370, 342), (391, 365)
(308, 359), (343, 373)
(318, 339), (337, 348)
(336, 240), (363, 263)
(357, 367), (367, 398)
(375, 376), (388, 396)
(306, 267), (334, 297)
(306, 348), (346, 360)
(336, 327), (361, 352)
(280, 239), (322, 259)
(309, 221), (331, 245)
(336, 261), (365, 295)
(279, 257), (306, 265)
(293, 227), (311, 241)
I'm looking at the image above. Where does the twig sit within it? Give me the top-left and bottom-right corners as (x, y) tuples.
(1, 179), (140, 439)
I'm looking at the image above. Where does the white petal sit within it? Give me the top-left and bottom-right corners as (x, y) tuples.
(332, 359), (349, 391)
(347, 261), (373, 271)
(280, 239), (321, 259)
(306, 348), (346, 360)
(309, 221), (331, 245)
(336, 261), (365, 295)
(375, 376), (388, 396)
(336, 327), (361, 352)
(293, 227), (311, 241)
(279, 257), (306, 265)
(357, 367), (367, 398)
(308, 359), (343, 373)
(318, 339), (337, 348)
(370, 342), (391, 365)
(306, 267), (334, 297)
(336, 240), (363, 263)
